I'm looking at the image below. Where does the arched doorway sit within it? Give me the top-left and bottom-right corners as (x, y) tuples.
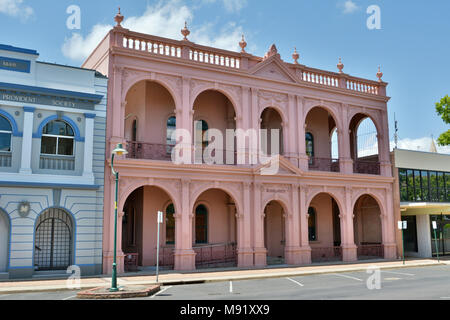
(264, 201), (286, 265)
(0, 209), (9, 272)
(308, 193), (342, 262)
(192, 189), (237, 269)
(353, 195), (383, 259)
(122, 185), (177, 270)
(349, 114), (380, 175)
(124, 80), (176, 161)
(260, 108), (284, 156)
(193, 90), (237, 165)
(305, 107), (340, 172)
(34, 208), (73, 271)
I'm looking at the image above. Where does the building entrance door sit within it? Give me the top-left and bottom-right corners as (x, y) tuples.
(431, 215), (450, 256)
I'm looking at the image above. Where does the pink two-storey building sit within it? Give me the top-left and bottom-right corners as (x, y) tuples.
(83, 10), (398, 274)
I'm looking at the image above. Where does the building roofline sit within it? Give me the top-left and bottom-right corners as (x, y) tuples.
(0, 44), (38, 56)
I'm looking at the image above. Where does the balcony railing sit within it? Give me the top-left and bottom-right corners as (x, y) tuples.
(126, 141), (173, 161)
(311, 246), (342, 263)
(353, 160), (380, 175)
(308, 157), (340, 173)
(110, 29), (386, 96)
(357, 244), (384, 259)
(194, 242), (237, 268)
(39, 155), (75, 171)
(0, 152), (12, 167)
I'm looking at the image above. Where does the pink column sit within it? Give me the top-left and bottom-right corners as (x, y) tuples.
(339, 104), (353, 174)
(286, 95), (298, 166)
(382, 186), (397, 259)
(296, 96), (309, 171)
(379, 111), (392, 177)
(253, 183), (267, 267)
(284, 184), (302, 265)
(174, 179), (196, 270)
(299, 185), (312, 264)
(237, 182), (254, 267)
(340, 187), (357, 262)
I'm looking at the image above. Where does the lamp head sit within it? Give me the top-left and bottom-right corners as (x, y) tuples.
(112, 143), (128, 156)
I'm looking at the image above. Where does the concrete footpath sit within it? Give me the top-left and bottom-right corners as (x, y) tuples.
(0, 258), (448, 295)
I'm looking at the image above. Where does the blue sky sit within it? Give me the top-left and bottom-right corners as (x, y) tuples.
(1, 0), (449, 153)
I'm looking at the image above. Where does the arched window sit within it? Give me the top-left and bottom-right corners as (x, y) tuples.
(166, 203), (175, 245)
(306, 132), (314, 163)
(308, 207), (317, 241)
(166, 116), (176, 154)
(0, 115), (12, 152)
(195, 204), (208, 244)
(41, 120), (74, 156)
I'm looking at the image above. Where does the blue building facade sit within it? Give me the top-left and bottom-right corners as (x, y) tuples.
(0, 44), (107, 279)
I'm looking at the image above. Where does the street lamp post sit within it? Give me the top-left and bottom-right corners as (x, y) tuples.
(110, 143), (128, 293)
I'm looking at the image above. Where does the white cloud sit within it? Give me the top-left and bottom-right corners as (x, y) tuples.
(202, 0), (248, 12)
(341, 0), (359, 14)
(390, 137), (450, 155)
(62, 0), (247, 61)
(0, 0), (33, 21)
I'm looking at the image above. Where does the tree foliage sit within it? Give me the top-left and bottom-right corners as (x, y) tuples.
(435, 95), (450, 146)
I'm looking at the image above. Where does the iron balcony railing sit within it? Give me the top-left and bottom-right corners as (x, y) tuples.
(311, 246), (342, 263)
(353, 160), (381, 175)
(0, 152), (12, 167)
(357, 243), (384, 258)
(308, 157), (340, 173)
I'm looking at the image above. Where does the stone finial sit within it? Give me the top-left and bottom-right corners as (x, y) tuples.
(239, 34), (247, 53)
(114, 7), (124, 27)
(337, 57), (344, 73)
(292, 47), (300, 64)
(376, 66), (383, 82)
(264, 44), (278, 60)
(181, 21), (190, 41)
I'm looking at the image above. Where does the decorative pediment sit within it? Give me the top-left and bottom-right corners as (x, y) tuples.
(249, 55), (300, 84)
(254, 155), (302, 176)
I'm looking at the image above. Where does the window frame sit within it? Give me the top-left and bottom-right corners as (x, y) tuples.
(165, 203), (175, 245)
(308, 206), (317, 242)
(195, 204), (208, 245)
(40, 120), (75, 157)
(0, 115), (12, 153)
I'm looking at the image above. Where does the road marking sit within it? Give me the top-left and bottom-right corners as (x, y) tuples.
(330, 273), (363, 282)
(384, 277), (401, 281)
(381, 271), (414, 276)
(150, 286), (172, 298)
(229, 281), (233, 293)
(62, 295), (77, 300)
(286, 277), (304, 287)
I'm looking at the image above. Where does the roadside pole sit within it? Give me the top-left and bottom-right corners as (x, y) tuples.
(432, 220), (440, 263)
(156, 211), (163, 283)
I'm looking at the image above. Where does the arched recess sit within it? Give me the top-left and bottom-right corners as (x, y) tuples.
(306, 192), (343, 262)
(263, 199), (289, 265)
(121, 185), (178, 269)
(0, 209), (10, 272)
(124, 79), (177, 161)
(191, 188), (239, 268)
(349, 113), (381, 175)
(304, 106), (340, 172)
(260, 107), (284, 156)
(192, 90), (237, 164)
(34, 208), (74, 271)
(353, 194), (383, 259)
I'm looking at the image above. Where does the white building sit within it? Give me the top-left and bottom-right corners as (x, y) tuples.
(392, 148), (450, 259)
(0, 44), (107, 279)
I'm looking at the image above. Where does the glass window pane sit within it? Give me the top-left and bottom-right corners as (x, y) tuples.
(430, 171), (438, 202)
(0, 116), (11, 131)
(166, 116), (176, 148)
(43, 120), (74, 136)
(446, 173), (450, 202)
(0, 132), (11, 152)
(399, 169), (407, 201)
(57, 138), (74, 156)
(407, 170), (414, 201)
(166, 203), (175, 245)
(421, 171), (429, 201)
(438, 172), (445, 202)
(195, 205), (208, 244)
(414, 170), (422, 201)
(41, 136), (57, 154)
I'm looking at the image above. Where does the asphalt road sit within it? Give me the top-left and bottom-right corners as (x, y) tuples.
(1, 265), (450, 300)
